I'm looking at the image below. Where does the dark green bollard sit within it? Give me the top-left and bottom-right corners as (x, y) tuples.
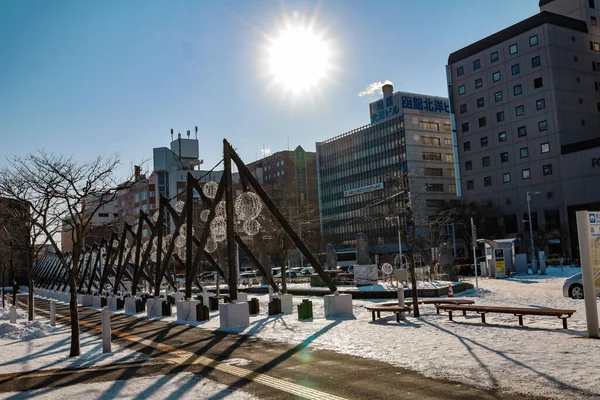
(248, 298), (259, 315)
(298, 299), (313, 320)
(268, 298), (282, 315)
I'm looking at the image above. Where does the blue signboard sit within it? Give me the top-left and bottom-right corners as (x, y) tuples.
(370, 92), (450, 124)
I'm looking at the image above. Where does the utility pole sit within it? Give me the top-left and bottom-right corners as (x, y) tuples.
(471, 218), (479, 294)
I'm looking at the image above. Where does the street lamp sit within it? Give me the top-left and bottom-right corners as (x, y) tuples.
(526, 191), (540, 272)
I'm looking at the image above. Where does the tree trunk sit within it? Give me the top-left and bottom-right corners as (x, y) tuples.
(28, 249), (34, 321)
(68, 267), (80, 357)
(281, 263), (287, 294)
(409, 251), (420, 317)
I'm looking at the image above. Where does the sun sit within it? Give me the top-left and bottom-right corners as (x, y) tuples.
(267, 25), (331, 94)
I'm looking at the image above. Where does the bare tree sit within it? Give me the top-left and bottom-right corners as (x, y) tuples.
(0, 151), (133, 357)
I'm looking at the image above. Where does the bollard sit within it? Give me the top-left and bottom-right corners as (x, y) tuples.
(298, 299), (313, 320)
(50, 300), (56, 326)
(101, 306), (111, 353)
(397, 284), (406, 321)
(268, 287), (273, 303)
(9, 306), (16, 324)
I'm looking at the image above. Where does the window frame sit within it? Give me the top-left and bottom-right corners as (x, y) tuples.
(492, 71), (501, 82)
(515, 105), (525, 116)
(518, 126), (527, 137)
(458, 85), (466, 95)
(463, 141), (471, 151)
(533, 77), (543, 89)
(496, 111), (505, 122)
(543, 164), (553, 176)
(511, 63), (520, 75)
(502, 172), (511, 183)
(520, 147), (529, 158)
(500, 152), (509, 163)
(513, 84), (523, 96)
(491, 52), (499, 63)
(465, 160), (473, 171)
(480, 136), (489, 147)
(538, 120), (548, 131)
(495, 91), (503, 102)
(476, 97), (485, 108)
(522, 168), (531, 180)
(473, 59), (481, 70)
(457, 66), (464, 76)
(529, 35), (538, 47)
(482, 156), (490, 167)
(536, 98), (546, 110)
(475, 78), (483, 89)
(509, 43), (518, 55)
(541, 142), (550, 154)
(466, 180), (474, 190)
(484, 176), (492, 187)
(498, 131), (507, 142)
(531, 56), (541, 68)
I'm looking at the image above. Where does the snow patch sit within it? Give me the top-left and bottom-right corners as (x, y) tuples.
(221, 358), (252, 366)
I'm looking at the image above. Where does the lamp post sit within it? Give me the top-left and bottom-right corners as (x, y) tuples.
(298, 221), (310, 268)
(387, 215), (403, 266)
(526, 191), (540, 273)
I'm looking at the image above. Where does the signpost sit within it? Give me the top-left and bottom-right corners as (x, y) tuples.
(471, 218), (479, 292)
(575, 211), (600, 338)
(494, 248), (506, 278)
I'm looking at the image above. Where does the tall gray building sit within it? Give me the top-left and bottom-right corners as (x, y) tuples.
(447, 0), (600, 259)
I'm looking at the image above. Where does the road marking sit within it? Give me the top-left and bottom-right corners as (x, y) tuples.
(20, 297), (348, 400)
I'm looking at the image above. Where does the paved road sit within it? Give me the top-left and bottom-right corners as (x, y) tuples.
(3, 295), (541, 400)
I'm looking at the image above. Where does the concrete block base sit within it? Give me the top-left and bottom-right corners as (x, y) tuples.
(176, 300), (200, 321)
(81, 295), (94, 306)
(147, 298), (165, 317)
(107, 296), (122, 311)
(219, 302), (250, 329)
(278, 294), (293, 314)
(93, 296), (102, 308)
(125, 297), (140, 314)
(236, 293), (248, 303)
(324, 293), (353, 317)
(172, 292), (185, 303)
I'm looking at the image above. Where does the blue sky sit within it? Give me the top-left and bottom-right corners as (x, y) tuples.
(0, 0), (538, 178)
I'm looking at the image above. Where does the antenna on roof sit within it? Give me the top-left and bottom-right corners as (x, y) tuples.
(170, 129), (174, 142)
(194, 126), (198, 139)
(186, 130), (190, 138)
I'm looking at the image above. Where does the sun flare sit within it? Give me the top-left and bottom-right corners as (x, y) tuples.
(267, 25), (331, 94)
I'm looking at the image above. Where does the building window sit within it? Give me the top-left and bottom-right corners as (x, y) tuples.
(419, 121), (440, 131)
(520, 147), (529, 158)
(505, 214), (518, 233)
(445, 154), (454, 162)
(577, 76), (581, 83)
(529, 35), (538, 47)
(421, 136), (441, 145)
(484, 176), (492, 187)
(467, 180), (474, 190)
(545, 209), (561, 230)
(500, 152), (509, 163)
(479, 117), (487, 127)
(538, 120), (548, 131)
(480, 136), (488, 147)
(449, 183), (456, 193)
(582, 119), (586, 125)
(498, 131), (507, 142)
(141, 191), (147, 201)
(597, 102), (600, 111)
(518, 126), (527, 137)
(513, 84), (522, 95)
(491, 52), (499, 63)
(543, 164), (553, 176)
(574, 56), (579, 62)
(444, 137), (452, 145)
(463, 141), (471, 151)
(475, 78), (483, 89)
(547, 191), (554, 199)
(515, 105), (525, 116)
(426, 183), (444, 192)
(511, 64), (520, 75)
(596, 42), (600, 52)
(98, 213), (109, 218)
(482, 156), (490, 167)
(458, 85), (466, 95)
(593, 16), (598, 25)
(465, 160), (473, 170)
(536, 98), (546, 110)
(541, 142), (550, 153)
(460, 103), (468, 114)
(596, 82), (599, 91)
(457, 66), (464, 76)
(503, 173), (511, 183)
(495, 91), (503, 102)
(423, 152), (442, 161)
(534, 77), (543, 88)
(591, 0), (596, 9)
(424, 168), (443, 177)
(134, 194), (140, 203)
(509, 44), (518, 55)
(522, 168), (531, 180)
(496, 111), (505, 122)
(473, 59), (481, 70)
(462, 122), (469, 133)
(531, 56), (541, 68)
(492, 71), (501, 82)
(477, 97), (485, 108)
(448, 168), (456, 177)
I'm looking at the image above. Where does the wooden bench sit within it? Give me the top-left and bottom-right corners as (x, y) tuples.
(421, 299), (475, 314)
(365, 305), (412, 322)
(436, 305), (576, 329)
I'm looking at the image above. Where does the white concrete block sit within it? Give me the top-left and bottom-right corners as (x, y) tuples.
(81, 295), (94, 307)
(236, 293), (248, 303)
(124, 297), (140, 314)
(279, 294), (293, 314)
(199, 292), (210, 307)
(172, 292), (185, 302)
(219, 302), (250, 329)
(93, 296), (103, 308)
(147, 298), (166, 317)
(176, 300), (200, 321)
(324, 293), (353, 317)
(107, 296), (121, 311)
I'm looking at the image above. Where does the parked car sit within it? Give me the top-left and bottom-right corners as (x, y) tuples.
(274, 271), (300, 279)
(239, 272), (258, 280)
(175, 274), (186, 282)
(562, 273), (600, 299)
(336, 265), (354, 273)
(298, 267), (313, 276)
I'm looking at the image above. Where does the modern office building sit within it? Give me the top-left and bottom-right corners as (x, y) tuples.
(317, 84), (456, 254)
(447, 0), (600, 258)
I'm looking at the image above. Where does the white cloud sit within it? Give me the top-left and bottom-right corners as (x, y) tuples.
(260, 147), (272, 157)
(358, 80), (394, 97)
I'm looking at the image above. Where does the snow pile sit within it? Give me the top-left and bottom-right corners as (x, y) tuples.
(0, 320), (53, 341)
(1, 371), (258, 400)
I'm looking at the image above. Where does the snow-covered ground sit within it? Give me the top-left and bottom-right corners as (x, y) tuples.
(0, 371), (259, 400)
(0, 304), (148, 375)
(113, 266), (599, 399)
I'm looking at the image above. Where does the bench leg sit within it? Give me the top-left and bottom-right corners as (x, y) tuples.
(480, 313), (486, 324)
(436, 307), (440, 315)
(562, 317), (568, 329)
(372, 311), (376, 321)
(448, 311), (453, 321)
(377, 311), (381, 319)
(518, 315), (523, 326)
(396, 312), (400, 323)
(462, 310), (467, 316)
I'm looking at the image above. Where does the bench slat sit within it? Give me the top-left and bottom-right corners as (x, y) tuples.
(436, 304), (575, 316)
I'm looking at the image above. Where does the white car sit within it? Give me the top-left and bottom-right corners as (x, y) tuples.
(562, 272), (600, 299)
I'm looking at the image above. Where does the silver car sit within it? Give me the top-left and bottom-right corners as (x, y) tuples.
(562, 273), (600, 299)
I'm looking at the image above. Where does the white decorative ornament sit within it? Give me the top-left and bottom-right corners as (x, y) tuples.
(179, 224), (194, 237)
(175, 200), (185, 213)
(215, 200), (227, 217)
(200, 209), (210, 222)
(112, 240), (119, 249)
(152, 237), (158, 249)
(180, 248), (186, 261)
(203, 181), (218, 199)
(381, 263), (394, 276)
(243, 218), (260, 236)
(151, 211), (159, 222)
(205, 237), (218, 253)
(174, 235), (186, 248)
(210, 216), (227, 242)
(162, 234), (172, 252)
(234, 192), (262, 221)
(150, 251), (157, 262)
